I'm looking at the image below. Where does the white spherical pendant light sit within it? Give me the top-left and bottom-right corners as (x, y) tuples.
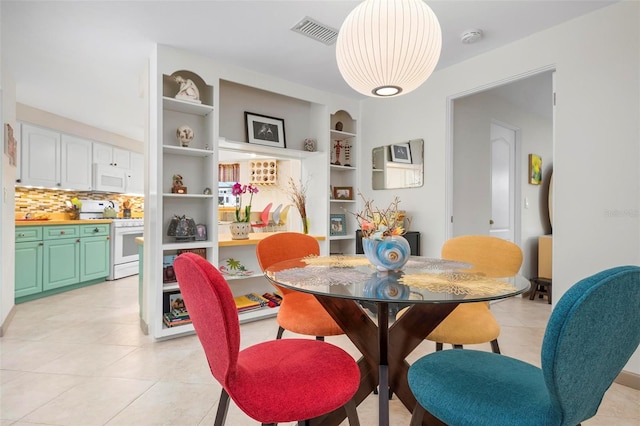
(336, 0), (442, 97)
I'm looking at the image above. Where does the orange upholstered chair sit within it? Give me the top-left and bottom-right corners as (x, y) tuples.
(426, 235), (523, 353)
(173, 253), (360, 426)
(256, 232), (344, 340)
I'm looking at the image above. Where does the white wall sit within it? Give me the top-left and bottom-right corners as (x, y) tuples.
(359, 2), (639, 373)
(453, 89), (553, 278)
(0, 23), (18, 334)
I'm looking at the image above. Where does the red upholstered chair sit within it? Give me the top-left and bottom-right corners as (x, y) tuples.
(251, 202), (272, 231)
(173, 253), (360, 426)
(256, 232), (344, 340)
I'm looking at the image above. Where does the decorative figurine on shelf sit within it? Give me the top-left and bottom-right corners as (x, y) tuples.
(344, 140), (352, 167)
(303, 138), (316, 152)
(172, 174), (187, 194)
(335, 121), (344, 131)
(173, 75), (201, 103)
(176, 125), (194, 147)
(333, 140), (343, 165)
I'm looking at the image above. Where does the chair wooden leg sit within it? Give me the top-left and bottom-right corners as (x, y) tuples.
(410, 403), (426, 426)
(453, 344), (463, 349)
(490, 339), (501, 354)
(435, 342), (443, 351)
(315, 336), (325, 341)
(276, 326), (285, 339)
(344, 399), (360, 426)
(214, 390), (230, 426)
(296, 421), (309, 426)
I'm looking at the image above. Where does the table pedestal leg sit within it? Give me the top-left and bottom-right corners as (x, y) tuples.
(310, 296), (458, 426)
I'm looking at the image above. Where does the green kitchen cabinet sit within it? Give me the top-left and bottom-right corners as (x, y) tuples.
(15, 223), (111, 303)
(15, 226), (44, 298)
(15, 241), (44, 298)
(80, 223), (110, 281)
(43, 238), (81, 290)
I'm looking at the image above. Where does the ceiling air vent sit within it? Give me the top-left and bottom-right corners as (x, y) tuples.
(291, 17), (338, 46)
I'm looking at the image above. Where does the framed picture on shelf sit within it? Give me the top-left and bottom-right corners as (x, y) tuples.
(330, 214), (347, 236)
(390, 143), (412, 164)
(163, 290), (185, 313)
(245, 112), (286, 148)
(195, 224), (207, 241)
(162, 254), (178, 283)
(333, 186), (353, 200)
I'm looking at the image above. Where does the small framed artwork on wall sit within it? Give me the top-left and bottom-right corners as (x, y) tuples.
(529, 154), (542, 185)
(245, 112), (286, 148)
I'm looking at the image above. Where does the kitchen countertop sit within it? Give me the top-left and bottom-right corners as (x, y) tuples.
(15, 219), (114, 226)
(134, 233), (325, 247)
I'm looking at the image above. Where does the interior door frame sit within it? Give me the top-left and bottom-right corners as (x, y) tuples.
(444, 65), (556, 241)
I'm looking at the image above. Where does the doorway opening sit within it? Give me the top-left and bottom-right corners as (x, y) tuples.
(446, 68), (555, 278)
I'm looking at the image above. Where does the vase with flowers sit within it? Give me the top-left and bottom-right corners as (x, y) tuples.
(353, 194), (410, 271)
(287, 177), (309, 234)
(229, 182), (258, 240)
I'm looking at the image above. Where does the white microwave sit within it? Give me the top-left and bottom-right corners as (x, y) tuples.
(93, 164), (127, 193)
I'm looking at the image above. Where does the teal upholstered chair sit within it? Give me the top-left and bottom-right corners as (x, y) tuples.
(407, 265), (640, 426)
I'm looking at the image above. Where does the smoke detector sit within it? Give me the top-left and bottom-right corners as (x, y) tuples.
(460, 29), (483, 44)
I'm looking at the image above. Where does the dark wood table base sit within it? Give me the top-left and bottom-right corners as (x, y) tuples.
(310, 296), (459, 426)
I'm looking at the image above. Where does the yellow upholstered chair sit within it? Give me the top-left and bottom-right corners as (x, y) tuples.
(256, 232), (344, 340)
(427, 235), (523, 353)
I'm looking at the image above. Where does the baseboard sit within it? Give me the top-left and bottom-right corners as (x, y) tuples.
(615, 370), (640, 390)
(0, 305), (17, 337)
(139, 318), (149, 335)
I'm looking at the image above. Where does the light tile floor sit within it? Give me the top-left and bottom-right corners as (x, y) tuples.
(1, 276), (638, 425)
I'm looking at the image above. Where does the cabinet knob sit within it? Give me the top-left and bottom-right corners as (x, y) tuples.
(57, 183), (61, 187)
(38, 242), (43, 246)
(94, 227), (100, 233)
(18, 233), (25, 237)
(76, 239), (80, 243)
(60, 231), (65, 235)
(106, 236), (110, 240)
(489, 219), (494, 225)
(16, 179), (21, 183)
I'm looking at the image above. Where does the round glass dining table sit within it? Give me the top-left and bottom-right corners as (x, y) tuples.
(264, 255), (531, 426)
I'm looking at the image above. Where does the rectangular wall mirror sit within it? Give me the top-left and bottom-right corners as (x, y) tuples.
(372, 139), (424, 189)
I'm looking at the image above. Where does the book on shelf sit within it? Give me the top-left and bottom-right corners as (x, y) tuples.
(234, 293), (270, 313)
(177, 248), (207, 259)
(163, 312), (192, 327)
(163, 254), (178, 283)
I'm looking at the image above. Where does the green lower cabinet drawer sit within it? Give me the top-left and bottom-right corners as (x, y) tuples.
(80, 236), (110, 281)
(15, 226), (43, 242)
(80, 224), (110, 237)
(15, 241), (43, 297)
(43, 225), (80, 240)
(43, 239), (80, 290)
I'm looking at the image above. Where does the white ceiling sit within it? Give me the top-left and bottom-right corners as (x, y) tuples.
(2, 1), (616, 142)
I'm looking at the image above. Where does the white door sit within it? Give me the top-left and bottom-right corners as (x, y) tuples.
(490, 122), (516, 241)
(93, 142), (114, 165)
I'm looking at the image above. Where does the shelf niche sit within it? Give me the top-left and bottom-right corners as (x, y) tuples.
(163, 70), (214, 107)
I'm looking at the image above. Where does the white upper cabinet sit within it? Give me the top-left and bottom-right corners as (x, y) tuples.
(60, 134), (93, 190)
(19, 124), (61, 188)
(126, 152), (144, 194)
(93, 142), (131, 169)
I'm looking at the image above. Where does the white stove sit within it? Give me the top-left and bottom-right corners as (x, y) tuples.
(79, 200), (144, 280)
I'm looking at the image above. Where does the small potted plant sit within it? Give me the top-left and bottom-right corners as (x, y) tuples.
(229, 182), (259, 240)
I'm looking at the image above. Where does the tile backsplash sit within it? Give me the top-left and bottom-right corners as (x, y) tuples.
(15, 188), (144, 217)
